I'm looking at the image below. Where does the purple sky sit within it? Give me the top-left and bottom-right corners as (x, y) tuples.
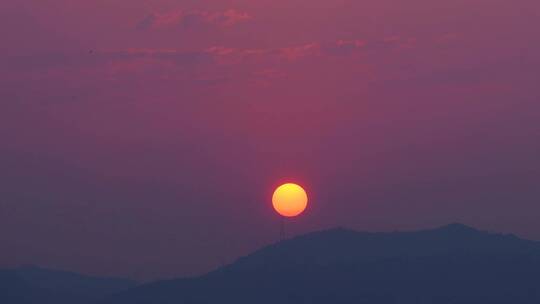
(1, 0), (540, 280)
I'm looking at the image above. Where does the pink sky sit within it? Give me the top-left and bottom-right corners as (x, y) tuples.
(1, 0), (540, 280)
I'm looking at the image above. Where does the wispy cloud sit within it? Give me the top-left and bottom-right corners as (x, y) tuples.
(136, 9), (252, 30)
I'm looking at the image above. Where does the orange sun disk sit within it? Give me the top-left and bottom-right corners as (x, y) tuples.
(272, 183), (308, 217)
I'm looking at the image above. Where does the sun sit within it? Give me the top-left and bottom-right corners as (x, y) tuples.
(272, 183), (308, 217)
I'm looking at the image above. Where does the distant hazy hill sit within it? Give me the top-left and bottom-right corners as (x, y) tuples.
(0, 269), (47, 304)
(103, 224), (540, 304)
(0, 266), (136, 304)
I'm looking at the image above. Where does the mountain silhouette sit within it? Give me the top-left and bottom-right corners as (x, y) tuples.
(4, 224), (540, 303)
(0, 266), (136, 304)
(102, 224), (540, 304)
(0, 269), (49, 304)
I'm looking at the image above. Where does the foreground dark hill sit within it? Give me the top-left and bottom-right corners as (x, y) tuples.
(0, 266), (136, 304)
(0, 270), (47, 304)
(104, 224), (540, 304)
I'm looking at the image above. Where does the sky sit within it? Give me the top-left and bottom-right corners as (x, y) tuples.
(1, 0), (540, 280)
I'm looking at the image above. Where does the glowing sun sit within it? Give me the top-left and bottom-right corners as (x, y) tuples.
(272, 183), (308, 217)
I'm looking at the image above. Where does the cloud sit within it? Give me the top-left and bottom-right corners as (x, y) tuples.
(215, 9), (252, 26)
(279, 43), (321, 60)
(4, 49), (213, 72)
(4, 36), (413, 75)
(363, 36), (417, 54)
(206, 40), (366, 65)
(321, 40), (366, 56)
(1, 36), (420, 96)
(136, 9), (251, 30)
(110, 49), (214, 65)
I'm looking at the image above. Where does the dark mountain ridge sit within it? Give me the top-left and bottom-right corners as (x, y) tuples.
(0, 269), (49, 304)
(15, 265), (137, 297)
(103, 223), (540, 304)
(0, 266), (137, 304)
(229, 223), (533, 270)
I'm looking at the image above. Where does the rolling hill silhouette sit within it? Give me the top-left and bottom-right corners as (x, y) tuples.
(3, 224), (540, 303)
(102, 223), (540, 304)
(0, 269), (48, 304)
(0, 266), (136, 304)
